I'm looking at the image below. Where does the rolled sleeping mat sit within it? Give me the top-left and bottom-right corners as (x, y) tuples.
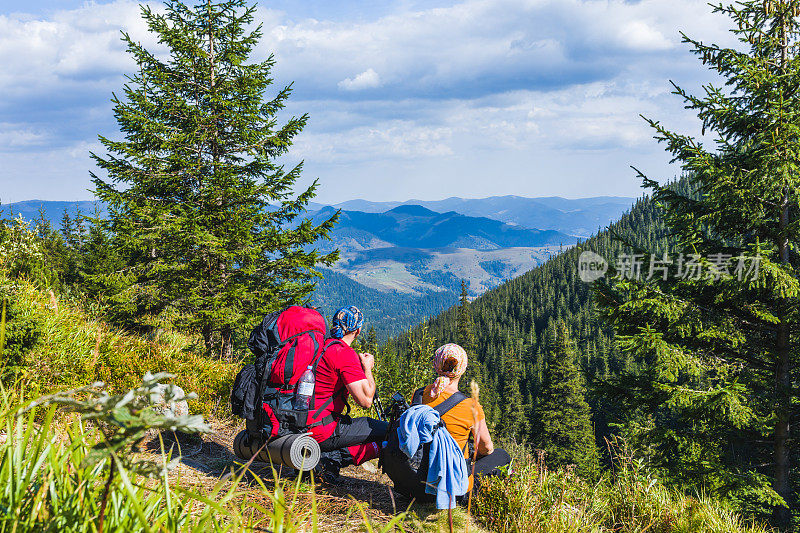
(233, 431), (320, 472)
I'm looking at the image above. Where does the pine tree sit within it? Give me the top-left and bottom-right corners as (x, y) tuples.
(533, 323), (599, 480)
(78, 206), (128, 306)
(596, 1), (800, 523)
(456, 279), (476, 354)
(363, 326), (378, 355)
(91, 0), (337, 357)
(495, 336), (528, 441)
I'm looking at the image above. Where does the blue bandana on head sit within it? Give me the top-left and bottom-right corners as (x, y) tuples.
(330, 306), (364, 339)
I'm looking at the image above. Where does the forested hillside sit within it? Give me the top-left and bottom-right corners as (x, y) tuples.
(310, 268), (457, 337)
(385, 187), (688, 453)
(390, 191), (669, 441)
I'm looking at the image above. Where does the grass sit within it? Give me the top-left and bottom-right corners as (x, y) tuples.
(0, 273), (776, 533)
(0, 372), (412, 532)
(0, 381), (289, 531)
(0, 274), (237, 415)
(471, 442), (773, 533)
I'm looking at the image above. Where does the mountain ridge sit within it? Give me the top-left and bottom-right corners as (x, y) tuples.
(309, 204), (573, 251)
(308, 194), (635, 236)
(6, 195), (635, 239)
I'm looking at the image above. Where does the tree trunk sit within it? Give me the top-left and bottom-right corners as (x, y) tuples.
(221, 325), (233, 361)
(773, 324), (791, 526)
(774, 22), (792, 521)
(202, 323), (214, 356)
(773, 191), (792, 527)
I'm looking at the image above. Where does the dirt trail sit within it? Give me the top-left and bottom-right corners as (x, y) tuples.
(145, 420), (443, 531)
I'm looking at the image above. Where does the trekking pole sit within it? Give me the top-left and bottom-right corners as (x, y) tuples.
(373, 391), (386, 422)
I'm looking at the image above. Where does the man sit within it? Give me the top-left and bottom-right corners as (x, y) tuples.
(308, 305), (388, 480)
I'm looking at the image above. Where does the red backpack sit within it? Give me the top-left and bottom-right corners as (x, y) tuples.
(230, 306), (343, 440)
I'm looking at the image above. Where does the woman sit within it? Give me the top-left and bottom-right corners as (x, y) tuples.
(417, 343), (511, 491)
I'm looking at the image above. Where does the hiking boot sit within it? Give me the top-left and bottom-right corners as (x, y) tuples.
(314, 454), (341, 484)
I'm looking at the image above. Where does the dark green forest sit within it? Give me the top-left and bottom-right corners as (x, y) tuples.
(311, 268), (458, 338)
(385, 176), (797, 525)
(386, 191), (668, 443)
(3, 0), (800, 529)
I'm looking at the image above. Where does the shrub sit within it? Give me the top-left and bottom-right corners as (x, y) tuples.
(0, 284), (41, 373)
(0, 374), (367, 532)
(0, 217), (53, 287)
(0, 274), (237, 415)
(472, 444), (771, 533)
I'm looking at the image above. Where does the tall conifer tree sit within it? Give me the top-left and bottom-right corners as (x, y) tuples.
(596, 1), (800, 523)
(533, 323), (599, 480)
(457, 279), (476, 354)
(92, 0), (337, 357)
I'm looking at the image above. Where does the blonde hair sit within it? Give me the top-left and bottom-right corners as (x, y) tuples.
(430, 343), (468, 398)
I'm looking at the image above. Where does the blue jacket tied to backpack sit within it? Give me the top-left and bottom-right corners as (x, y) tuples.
(396, 405), (469, 509)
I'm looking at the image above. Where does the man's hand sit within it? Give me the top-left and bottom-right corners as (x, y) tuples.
(347, 352), (377, 408)
(359, 352), (375, 372)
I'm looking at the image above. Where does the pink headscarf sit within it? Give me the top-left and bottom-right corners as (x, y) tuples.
(430, 343), (469, 398)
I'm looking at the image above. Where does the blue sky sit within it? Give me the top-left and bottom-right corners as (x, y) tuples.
(1, 0), (734, 205)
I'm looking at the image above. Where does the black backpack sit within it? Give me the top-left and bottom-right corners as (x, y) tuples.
(379, 387), (469, 502)
(230, 306), (344, 441)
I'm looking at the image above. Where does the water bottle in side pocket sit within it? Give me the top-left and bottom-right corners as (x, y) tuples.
(293, 366), (315, 410)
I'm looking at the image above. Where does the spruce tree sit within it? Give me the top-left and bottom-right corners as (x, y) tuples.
(363, 326), (378, 355)
(79, 207), (128, 307)
(596, 1), (800, 523)
(533, 323), (600, 480)
(457, 279), (476, 354)
(91, 0), (337, 357)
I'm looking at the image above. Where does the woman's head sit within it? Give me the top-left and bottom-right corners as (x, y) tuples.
(430, 343), (468, 398)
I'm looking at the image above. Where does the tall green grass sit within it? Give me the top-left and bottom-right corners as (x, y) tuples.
(472, 441), (773, 533)
(0, 275), (236, 415)
(0, 373), (407, 532)
(0, 379), (255, 531)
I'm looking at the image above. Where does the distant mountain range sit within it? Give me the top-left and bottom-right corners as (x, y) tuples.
(4, 195), (636, 337)
(309, 204), (572, 251)
(304, 204), (569, 298)
(2, 200), (105, 226)
(309, 195), (635, 237)
(5, 195), (633, 240)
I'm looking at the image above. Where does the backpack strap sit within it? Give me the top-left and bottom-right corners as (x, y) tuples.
(432, 391), (468, 416)
(281, 329), (319, 346)
(435, 392), (470, 462)
(411, 387), (425, 406)
(412, 386), (468, 416)
(308, 339), (347, 422)
(281, 330), (321, 389)
(312, 338), (343, 370)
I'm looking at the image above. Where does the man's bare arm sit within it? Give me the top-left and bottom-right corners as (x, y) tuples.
(346, 352), (376, 408)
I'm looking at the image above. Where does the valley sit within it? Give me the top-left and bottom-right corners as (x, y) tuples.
(5, 196), (634, 337)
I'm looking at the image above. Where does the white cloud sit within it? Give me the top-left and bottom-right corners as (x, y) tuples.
(0, 0), (733, 101)
(0, 0), (741, 203)
(253, 0), (733, 97)
(0, 1), (164, 96)
(0, 124), (48, 149)
(293, 120), (453, 162)
(616, 20), (672, 51)
(338, 68), (382, 91)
